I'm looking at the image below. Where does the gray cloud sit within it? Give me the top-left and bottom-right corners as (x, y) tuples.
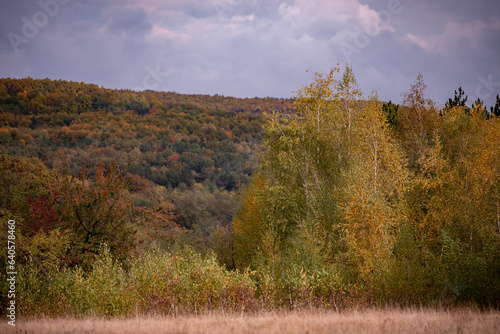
(0, 0), (499, 107)
(107, 7), (152, 36)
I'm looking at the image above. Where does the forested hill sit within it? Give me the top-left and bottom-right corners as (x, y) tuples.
(0, 77), (293, 115)
(0, 77), (294, 190)
(0, 77), (295, 264)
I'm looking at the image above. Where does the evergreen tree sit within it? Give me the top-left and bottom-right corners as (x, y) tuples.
(382, 100), (399, 127)
(491, 94), (500, 117)
(472, 97), (488, 119)
(445, 86), (469, 112)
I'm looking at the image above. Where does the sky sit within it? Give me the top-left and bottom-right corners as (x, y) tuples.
(1, 0), (499, 108)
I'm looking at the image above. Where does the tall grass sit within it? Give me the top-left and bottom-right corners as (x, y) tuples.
(16, 246), (256, 317)
(3, 308), (500, 334)
(14, 244), (498, 319)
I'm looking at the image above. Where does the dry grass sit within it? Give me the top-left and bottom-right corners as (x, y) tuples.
(2, 308), (499, 334)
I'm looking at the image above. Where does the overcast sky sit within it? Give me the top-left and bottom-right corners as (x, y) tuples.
(1, 0), (499, 108)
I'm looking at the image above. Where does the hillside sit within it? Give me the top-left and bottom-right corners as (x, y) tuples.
(0, 77), (296, 266)
(0, 77), (295, 189)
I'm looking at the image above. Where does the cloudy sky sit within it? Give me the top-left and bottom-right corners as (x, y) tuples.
(1, 0), (499, 107)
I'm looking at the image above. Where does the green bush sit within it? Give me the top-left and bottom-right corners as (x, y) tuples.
(129, 247), (256, 314)
(16, 245), (257, 317)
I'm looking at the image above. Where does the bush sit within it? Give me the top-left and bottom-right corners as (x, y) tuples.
(17, 245), (257, 317)
(129, 247), (256, 314)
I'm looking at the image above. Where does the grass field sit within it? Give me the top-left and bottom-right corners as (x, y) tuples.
(2, 308), (499, 334)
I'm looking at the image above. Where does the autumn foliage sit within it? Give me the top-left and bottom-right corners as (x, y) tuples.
(1, 72), (500, 317)
(234, 65), (500, 307)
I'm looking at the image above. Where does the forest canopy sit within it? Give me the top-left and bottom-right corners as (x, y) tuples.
(233, 66), (500, 306)
(1, 69), (500, 317)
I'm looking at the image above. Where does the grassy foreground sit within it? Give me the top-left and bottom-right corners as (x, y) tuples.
(2, 308), (499, 334)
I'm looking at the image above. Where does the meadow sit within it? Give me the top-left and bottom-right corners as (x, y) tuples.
(2, 308), (499, 334)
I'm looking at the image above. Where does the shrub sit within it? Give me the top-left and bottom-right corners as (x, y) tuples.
(17, 245), (257, 317)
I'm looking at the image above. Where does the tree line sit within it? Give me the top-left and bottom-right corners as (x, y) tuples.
(0, 70), (499, 316)
(234, 66), (500, 306)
